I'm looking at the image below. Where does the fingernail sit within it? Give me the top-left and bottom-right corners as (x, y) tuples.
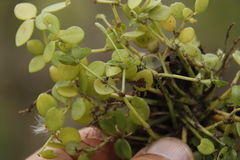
(145, 137), (193, 160)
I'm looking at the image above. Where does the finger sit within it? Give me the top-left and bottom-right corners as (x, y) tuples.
(131, 137), (194, 160)
(70, 127), (121, 160)
(26, 127), (120, 160)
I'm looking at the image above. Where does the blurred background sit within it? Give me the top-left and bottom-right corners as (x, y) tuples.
(0, 0), (239, 159)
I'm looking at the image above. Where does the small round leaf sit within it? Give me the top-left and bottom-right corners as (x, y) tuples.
(114, 139), (132, 159)
(16, 19), (34, 46)
(195, 0), (209, 14)
(149, 5), (172, 21)
(14, 3), (37, 20)
(45, 107), (65, 131)
(43, 41), (56, 62)
(42, 2), (71, 13)
(61, 26), (84, 44)
(94, 78), (115, 95)
(121, 31), (145, 38)
(60, 127), (81, 145)
(40, 150), (57, 159)
(27, 39), (44, 55)
(29, 55), (46, 73)
(42, 13), (60, 34)
(128, 0), (142, 9)
(197, 138), (215, 155)
(36, 93), (58, 117)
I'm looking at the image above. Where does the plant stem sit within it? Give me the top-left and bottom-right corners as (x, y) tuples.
(157, 73), (211, 84)
(95, 0), (120, 5)
(139, 0), (152, 12)
(79, 62), (120, 92)
(41, 30), (48, 46)
(121, 67), (126, 93)
(123, 97), (160, 139)
(183, 113), (226, 146)
(158, 81), (177, 127)
(145, 24), (175, 50)
(200, 88), (232, 121)
(181, 118), (203, 140)
(91, 48), (109, 53)
(110, 4), (122, 31)
(37, 135), (55, 155)
(214, 109), (240, 122)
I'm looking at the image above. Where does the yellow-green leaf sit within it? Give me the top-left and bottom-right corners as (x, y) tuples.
(15, 19), (34, 46)
(14, 3), (37, 20)
(42, 2), (71, 13)
(29, 55), (46, 73)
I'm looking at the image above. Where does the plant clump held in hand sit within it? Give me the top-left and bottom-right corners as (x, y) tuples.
(15, 0), (240, 160)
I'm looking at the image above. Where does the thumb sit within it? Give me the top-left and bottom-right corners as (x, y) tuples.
(131, 137), (194, 160)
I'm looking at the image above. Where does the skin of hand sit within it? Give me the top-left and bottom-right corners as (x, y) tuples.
(26, 127), (194, 160)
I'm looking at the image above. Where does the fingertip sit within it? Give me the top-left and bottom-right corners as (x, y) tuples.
(132, 137), (194, 160)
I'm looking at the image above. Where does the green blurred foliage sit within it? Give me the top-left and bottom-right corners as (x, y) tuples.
(0, 0), (239, 159)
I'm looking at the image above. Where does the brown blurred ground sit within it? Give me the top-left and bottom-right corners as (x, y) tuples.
(0, 0), (239, 159)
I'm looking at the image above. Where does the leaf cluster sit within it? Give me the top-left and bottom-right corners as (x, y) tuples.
(15, 0), (240, 159)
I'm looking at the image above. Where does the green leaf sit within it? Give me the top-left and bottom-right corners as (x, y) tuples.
(211, 80), (229, 87)
(60, 127), (81, 145)
(61, 26), (85, 44)
(114, 138), (132, 159)
(58, 55), (78, 66)
(229, 85), (240, 105)
(128, 0), (142, 9)
(27, 39), (44, 55)
(71, 98), (93, 125)
(121, 31), (145, 38)
(106, 66), (122, 77)
(79, 70), (88, 92)
(71, 98), (86, 121)
(195, 0), (209, 14)
(14, 3), (37, 20)
(56, 80), (71, 87)
(47, 142), (65, 149)
(235, 122), (240, 137)
(42, 2), (71, 13)
(43, 41), (56, 62)
(132, 69), (153, 91)
(197, 138), (215, 155)
(52, 84), (67, 103)
(15, 19), (34, 46)
(113, 110), (127, 131)
(45, 107), (65, 131)
(149, 5), (172, 21)
(217, 147), (237, 160)
(42, 13), (60, 34)
(58, 63), (80, 81)
(57, 86), (78, 97)
(170, 2), (186, 19)
(143, 0), (161, 12)
(51, 51), (65, 67)
(94, 78), (115, 95)
(29, 55), (46, 73)
(99, 110), (127, 134)
(129, 97), (150, 125)
(36, 93), (58, 117)
(220, 136), (235, 146)
(111, 49), (130, 62)
(35, 13), (47, 30)
(40, 150), (57, 159)
(232, 50), (240, 65)
(86, 61), (106, 78)
(71, 46), (91, 60)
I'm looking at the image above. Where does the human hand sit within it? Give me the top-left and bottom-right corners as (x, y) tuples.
(27, 127), (194, 160)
